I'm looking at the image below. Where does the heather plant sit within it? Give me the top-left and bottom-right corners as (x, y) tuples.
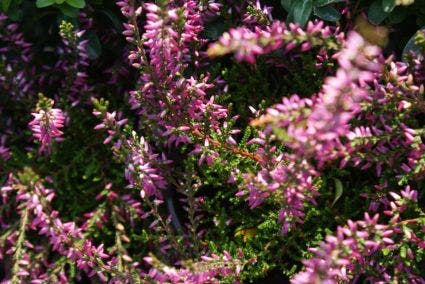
(1, 0), (425, 283)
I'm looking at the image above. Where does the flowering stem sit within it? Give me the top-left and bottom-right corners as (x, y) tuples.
(112, 210), (125, 273)
(144, 197), (187, 258)
(181, 173), (201, 256)
(399, 218), (421, 225)
(192, 129), (263, 163)
(11, 207), (28, 284)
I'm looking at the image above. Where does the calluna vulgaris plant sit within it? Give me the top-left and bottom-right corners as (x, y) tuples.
(1, 0), (425, 283)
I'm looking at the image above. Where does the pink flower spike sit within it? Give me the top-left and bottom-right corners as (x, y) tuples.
(29, 99), (66, 155)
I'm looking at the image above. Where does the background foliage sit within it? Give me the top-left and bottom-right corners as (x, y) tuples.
(1, 0), (425, 283)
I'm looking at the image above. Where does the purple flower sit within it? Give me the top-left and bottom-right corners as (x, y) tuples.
(125, 135), (170, 199)
(239, 32), (382, 234)
(207, 20), (341, 63)
(0, 135), (10, 161)
(28, 101), (65, 155)
(292, 188), (422, 283)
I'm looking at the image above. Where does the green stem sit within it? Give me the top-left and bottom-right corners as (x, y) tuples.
(11, 208), (29, 284)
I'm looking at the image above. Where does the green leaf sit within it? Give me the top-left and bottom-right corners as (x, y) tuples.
(293, 0), (313, 27)
(86, 30), (102, 59)
(3, 0), (22, 20)
(382, 0), (395, 13)
(313, 0), (344, 7)
(83, 162), (98, 179)
(99, 10), (122, 31)
(331, 178), (343, 207)
(56, 0), (66, 3)
(66, 0), (85, 9)
(382, 248), (390, 256)
(286, 8), (295, 23)
(313, 6), (341, 22)
(203, 20), (227, 40)
(6, 7), (22, 21)
(58, 3), (79, 17)
(400, 245), (407, 258)
(403, 28), (425, 59)
(403, 226), (412, 239)
(417, 16), (425, 27)
(281, 0), (293, 12)
(368, 0), (389, 25)
(36, 0), (55, 8)
(272, 125), (290, 142)
(387, 7), (407, 25)
(1, 0), (11, 12)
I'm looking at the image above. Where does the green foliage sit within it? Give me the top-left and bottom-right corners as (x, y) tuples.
(292, 0), (313, 27)
(282, 0), (343, 25)
(368, 0), (391, 24)
(278, 0), (425, 55)
(2, 0), (425, 281)
(59, 20), (76, 42)
(413, 28), (425, 54)
(313, 5), (341, 22)
(1, 0), (12, 12)
(382, 0), (396, 13)
(331, 178), (343, 207)
(36, 0), (55, 8)
(213, 52), (327, 129)
(86, 29), (102, 59)
(36, 0), (85, 14)
(66, 0), (85, 9)
(35, 93), (54, 111)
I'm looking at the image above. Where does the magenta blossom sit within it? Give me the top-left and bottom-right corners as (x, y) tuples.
(28, 102), (65, 155)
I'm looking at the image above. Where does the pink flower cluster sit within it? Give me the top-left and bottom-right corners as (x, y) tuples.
(242, 0), (273, 25)
(0, 173), (130, 283)
(236, 31), (382, 235)
(143, 250), (245, 283)
(1, 14), (35, 162)
(57, 21), (91, 106)
(28, 104), (65, 155)
(120, 0), (228, 145)
(0, 14), (34, 99)
(0, 135), (10, 161)
(292, 187), (423, 283)
(207, 20), (343, 63)
(237, 153), (318, 235)
(124, 135), (170, 200)
(2, 0), (425, 282)
(343, 60), (425, 183)
(94, 109), (169, 200)
(264, 32), (381, 163)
